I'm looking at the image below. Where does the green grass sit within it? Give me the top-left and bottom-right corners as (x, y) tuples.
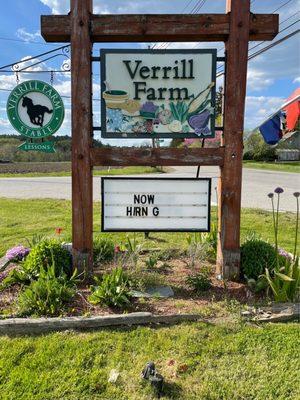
(0, 198), (297, 257)
(243, 160), (300, 173)
(0, 322), (299, 399)
(0, 166), (163, 178)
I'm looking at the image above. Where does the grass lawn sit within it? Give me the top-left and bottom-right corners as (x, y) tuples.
(0, 166), (163, 178)
(0, 198), (297, 257)
(0, 199), (299, 399)
(0, 322), (299, 399)
(243, 160), (300, 173)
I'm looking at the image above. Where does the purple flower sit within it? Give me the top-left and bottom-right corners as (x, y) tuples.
(0, 270), (8, 282)
(267, 193), (274, 198)
(293, 192), (300, 198)
(274, 187), (284, 194)
(278, 248), (292, 259)
(140, 102), (158, 114)
(5, 245), (30, 261)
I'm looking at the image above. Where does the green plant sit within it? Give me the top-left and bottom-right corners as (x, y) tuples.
(186, 267), (212, 293)
(23, 238), (72, 278)
(25, 233), (45, 248)
(263, 257), (300, 302)
(145, 255), (158, 270)
(93, 236), (115, 263)
(17, 262), (78, 316)
(241, 237), (282, 280)
(1, 239), (72, 289)
(88, 267), (131, 308)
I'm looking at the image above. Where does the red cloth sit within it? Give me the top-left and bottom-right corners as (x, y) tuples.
(284, 88), (300, 131)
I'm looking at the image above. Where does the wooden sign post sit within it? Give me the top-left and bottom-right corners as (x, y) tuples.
(41, 0), (278, 279)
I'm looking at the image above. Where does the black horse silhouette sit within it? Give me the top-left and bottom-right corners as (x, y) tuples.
(22, 96), (53, 127)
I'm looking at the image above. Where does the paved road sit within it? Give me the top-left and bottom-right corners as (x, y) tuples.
(0, 167), (298, 211)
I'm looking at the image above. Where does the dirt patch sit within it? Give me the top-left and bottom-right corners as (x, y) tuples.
(0, 256), (250, 318)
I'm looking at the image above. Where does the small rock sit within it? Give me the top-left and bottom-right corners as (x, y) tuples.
(108, 369), (120, 383)
(131, 286), (174, 299)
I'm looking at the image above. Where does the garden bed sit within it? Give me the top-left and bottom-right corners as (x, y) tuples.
(0, 255), (248, 319)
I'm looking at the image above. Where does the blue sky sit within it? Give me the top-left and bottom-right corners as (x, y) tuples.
(0, 0), (299, 144)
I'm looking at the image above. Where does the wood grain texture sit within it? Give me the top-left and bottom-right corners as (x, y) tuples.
(91, 147), (225, 167)
(71, 0), (93, 276)
(41, 13), (278, 42)
(0, 313), (202, 334)
(216, 0), (252, 280)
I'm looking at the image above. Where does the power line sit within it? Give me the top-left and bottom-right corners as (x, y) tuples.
(153, 0), (207, 50)
(0, 36), (58, 47)
(216, 29), (300, 78)
(216, 13), (299, 72)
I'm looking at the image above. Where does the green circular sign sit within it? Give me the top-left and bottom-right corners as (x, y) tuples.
(6, 80), (64, 139)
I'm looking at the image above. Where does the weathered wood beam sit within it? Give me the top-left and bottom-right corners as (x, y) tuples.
(217, 0), (250, 280)
(71, 0), (93, 276)
(91, 147), (225, 167)
(41, 13), (278, 43)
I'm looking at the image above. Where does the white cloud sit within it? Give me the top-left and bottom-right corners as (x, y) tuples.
(293, 77), (300, 83)
(39, 0), (68, 14)
(0, 118), (10, 127)
(247, 68), (275, 92)
(16, 28), (41, 43)
(245, 96), (285, 129)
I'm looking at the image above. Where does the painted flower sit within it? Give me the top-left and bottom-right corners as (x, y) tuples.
(158, 109), (172, 125)
(5, 245), (30, 261)
(168, 120), (182, 133)
(267, 193), (274, 198)
(293, 192), (300, 198)
(140, 102), (158, 114)
(274, 187), (284, 194)
(107, 108), (124, 131)
(145, 120), (154, 134)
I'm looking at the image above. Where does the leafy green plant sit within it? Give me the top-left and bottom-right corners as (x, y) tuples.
(88, 267), (131, 308)
(145, 255), (158, 270)
(263, 257), (300, 302)
(23, 238), (72, 277)
(1, 239), (72, 289)
(17, 262), (78, 316)
(241, 237), (282, 280)
(186, 267), (212, 293)
(93, 236), (115, 263)
(25, 233), (45, 248)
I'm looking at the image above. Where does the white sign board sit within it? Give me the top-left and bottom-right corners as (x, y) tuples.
(101, 178), (211, 232)
(100, 49), (216, 139)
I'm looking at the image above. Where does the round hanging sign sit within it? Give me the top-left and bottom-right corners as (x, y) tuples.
(6, 80), (64, 139)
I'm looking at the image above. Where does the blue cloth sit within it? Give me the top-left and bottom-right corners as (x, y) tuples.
(259, 112), (283, 145)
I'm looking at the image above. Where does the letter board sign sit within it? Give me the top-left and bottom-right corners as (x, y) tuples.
(101, 177), (211, 232)
(100, 49), (217, 139)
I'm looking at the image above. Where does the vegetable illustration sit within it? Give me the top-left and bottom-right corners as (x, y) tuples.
(188, 82), (215, 115)
(169, 101), (189, 123)
(188, 109), (211, 136)
(168, 120), (182, 133)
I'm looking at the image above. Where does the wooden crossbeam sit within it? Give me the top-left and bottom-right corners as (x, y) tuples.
(41, 13), (278, 43)
(91, 147), (225, 167)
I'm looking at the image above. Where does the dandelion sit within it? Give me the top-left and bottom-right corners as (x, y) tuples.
(5, 245), (30, 262)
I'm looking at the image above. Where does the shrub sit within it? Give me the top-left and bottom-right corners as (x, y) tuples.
(93, 236), (115, 263)
(1, 240), (72, 289)
(88, 267), (131, 308)
(23, 238), (72, 278)
(17, 263), (78, 316)
(241, 238), (284, 280)
(186, 267), (212, 293)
